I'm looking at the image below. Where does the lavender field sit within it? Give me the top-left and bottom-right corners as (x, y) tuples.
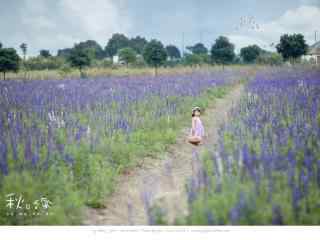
(1, 66), (319, 225)
(2, 2), (320, 239)
(157, 67), (320, 225)
(0, 68), (246, 224)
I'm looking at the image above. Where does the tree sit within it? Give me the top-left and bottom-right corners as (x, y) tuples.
(166, 45), (181, 60)
(19, 43), (28, 79)
(20, 43), (27, 60)
(75, 40), (104, 60)
(211, 36), (235, 67)
(183, 53), (202, 67)
(0, 47), (20, 80)
(187, 43), (208, 55)
(240, 44), (261, 63)
(276, 33), (308, 63)
(118, 47), (137, 67)
(39, 49), (52, 58)
(0, 42), (2, 49)
(57, 48), (73, 58)
(142, 39), (167, 75)
(257, 52), (283, 66)
(104, 33), (130, 58)
(130, 36), (148, 54)
(67, 45), (91, 77)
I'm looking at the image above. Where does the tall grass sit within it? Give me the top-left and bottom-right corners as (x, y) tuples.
(3, 65), (258, 81)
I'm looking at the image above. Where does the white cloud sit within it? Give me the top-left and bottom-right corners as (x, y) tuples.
(227, 5), (320, 53)
(17, 0), (131, 56)
(59, 0), (131, 43)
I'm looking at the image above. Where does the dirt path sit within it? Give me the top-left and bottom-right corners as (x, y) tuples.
(83, 84), (244, 225)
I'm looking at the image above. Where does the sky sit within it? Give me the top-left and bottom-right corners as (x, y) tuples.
(0, 0), (319, 56)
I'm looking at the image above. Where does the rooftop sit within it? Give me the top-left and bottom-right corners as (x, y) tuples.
(308, 41), (320, 55)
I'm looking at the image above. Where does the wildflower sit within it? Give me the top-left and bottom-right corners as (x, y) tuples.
(272, 205), (284, 225)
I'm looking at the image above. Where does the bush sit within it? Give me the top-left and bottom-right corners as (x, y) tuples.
(25, 56), (66, 71)
(257, 53), (283, 66)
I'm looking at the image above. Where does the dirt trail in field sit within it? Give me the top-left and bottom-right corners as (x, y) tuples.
(83, 84), (244, 225)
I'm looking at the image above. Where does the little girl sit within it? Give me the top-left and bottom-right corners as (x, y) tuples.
(188, 107), (205, 145)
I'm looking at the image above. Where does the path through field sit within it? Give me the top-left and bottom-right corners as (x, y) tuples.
(83, 84), (244, 225)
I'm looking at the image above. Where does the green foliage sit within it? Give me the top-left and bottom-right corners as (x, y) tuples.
(183, 53), (210, 67)
(0, 47), (20, 80)
(148, 204), (169, 225)
(233, 55), (241, 64)
(257, 52), (283, 66)
(133, 55), (147, 67)
(57, 48), (73, 59)
(118, 47), (137, 66)
(19, 43), (27, 60)
(58, 41), (104, 62)
(166, 45), (181, 60)
(67, 45), (91, 75)
(187, 43), (208, 55)
(185, 176), (260, 225)
(74, 40), (105, 60)
(211, 36), (235, 65)
(0, 164), (84, 225)
(58, 64), (73, 78)
(276, 33), (308, 62)
(142, 39), (167, 74)
(105, 33), (130, 58)
(130, 36), (148, 54)
(200, 54), (211, 64)
(179, 135), (320, 225)
(25, 56), (65, 71)
(183, 53), (202, 67)
(66, 142), (116, 208)
(39, 49), (52, 58)
(94, 59), (113, 68)
(240, 45), (261, 63)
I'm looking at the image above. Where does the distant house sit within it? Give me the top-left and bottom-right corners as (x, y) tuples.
(112, 55), (119, 64)
(303, 41), (320, 65)
(112, 55), (125, 65)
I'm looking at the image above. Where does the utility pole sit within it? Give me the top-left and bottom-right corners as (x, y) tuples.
(315, 30), (318, 43)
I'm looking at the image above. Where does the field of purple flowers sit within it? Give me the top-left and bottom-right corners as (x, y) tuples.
(161, 67), (320, 225)
(0, 69), (247, 224)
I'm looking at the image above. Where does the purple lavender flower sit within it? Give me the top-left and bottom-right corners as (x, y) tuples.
(206, 211), (215, 225)
(229, 206), (239, 225)
(300, 169), (309, 197)
(317, 160), (320, 189)
(0, 141), (8, 175)
(24, 132), (33, 163)
(292, 186), (301, 220)
(186, 177), (198, 204)
(272, 205), (284, 225)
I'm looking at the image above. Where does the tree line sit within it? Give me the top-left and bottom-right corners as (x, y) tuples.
(0, 33), (309, 79)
